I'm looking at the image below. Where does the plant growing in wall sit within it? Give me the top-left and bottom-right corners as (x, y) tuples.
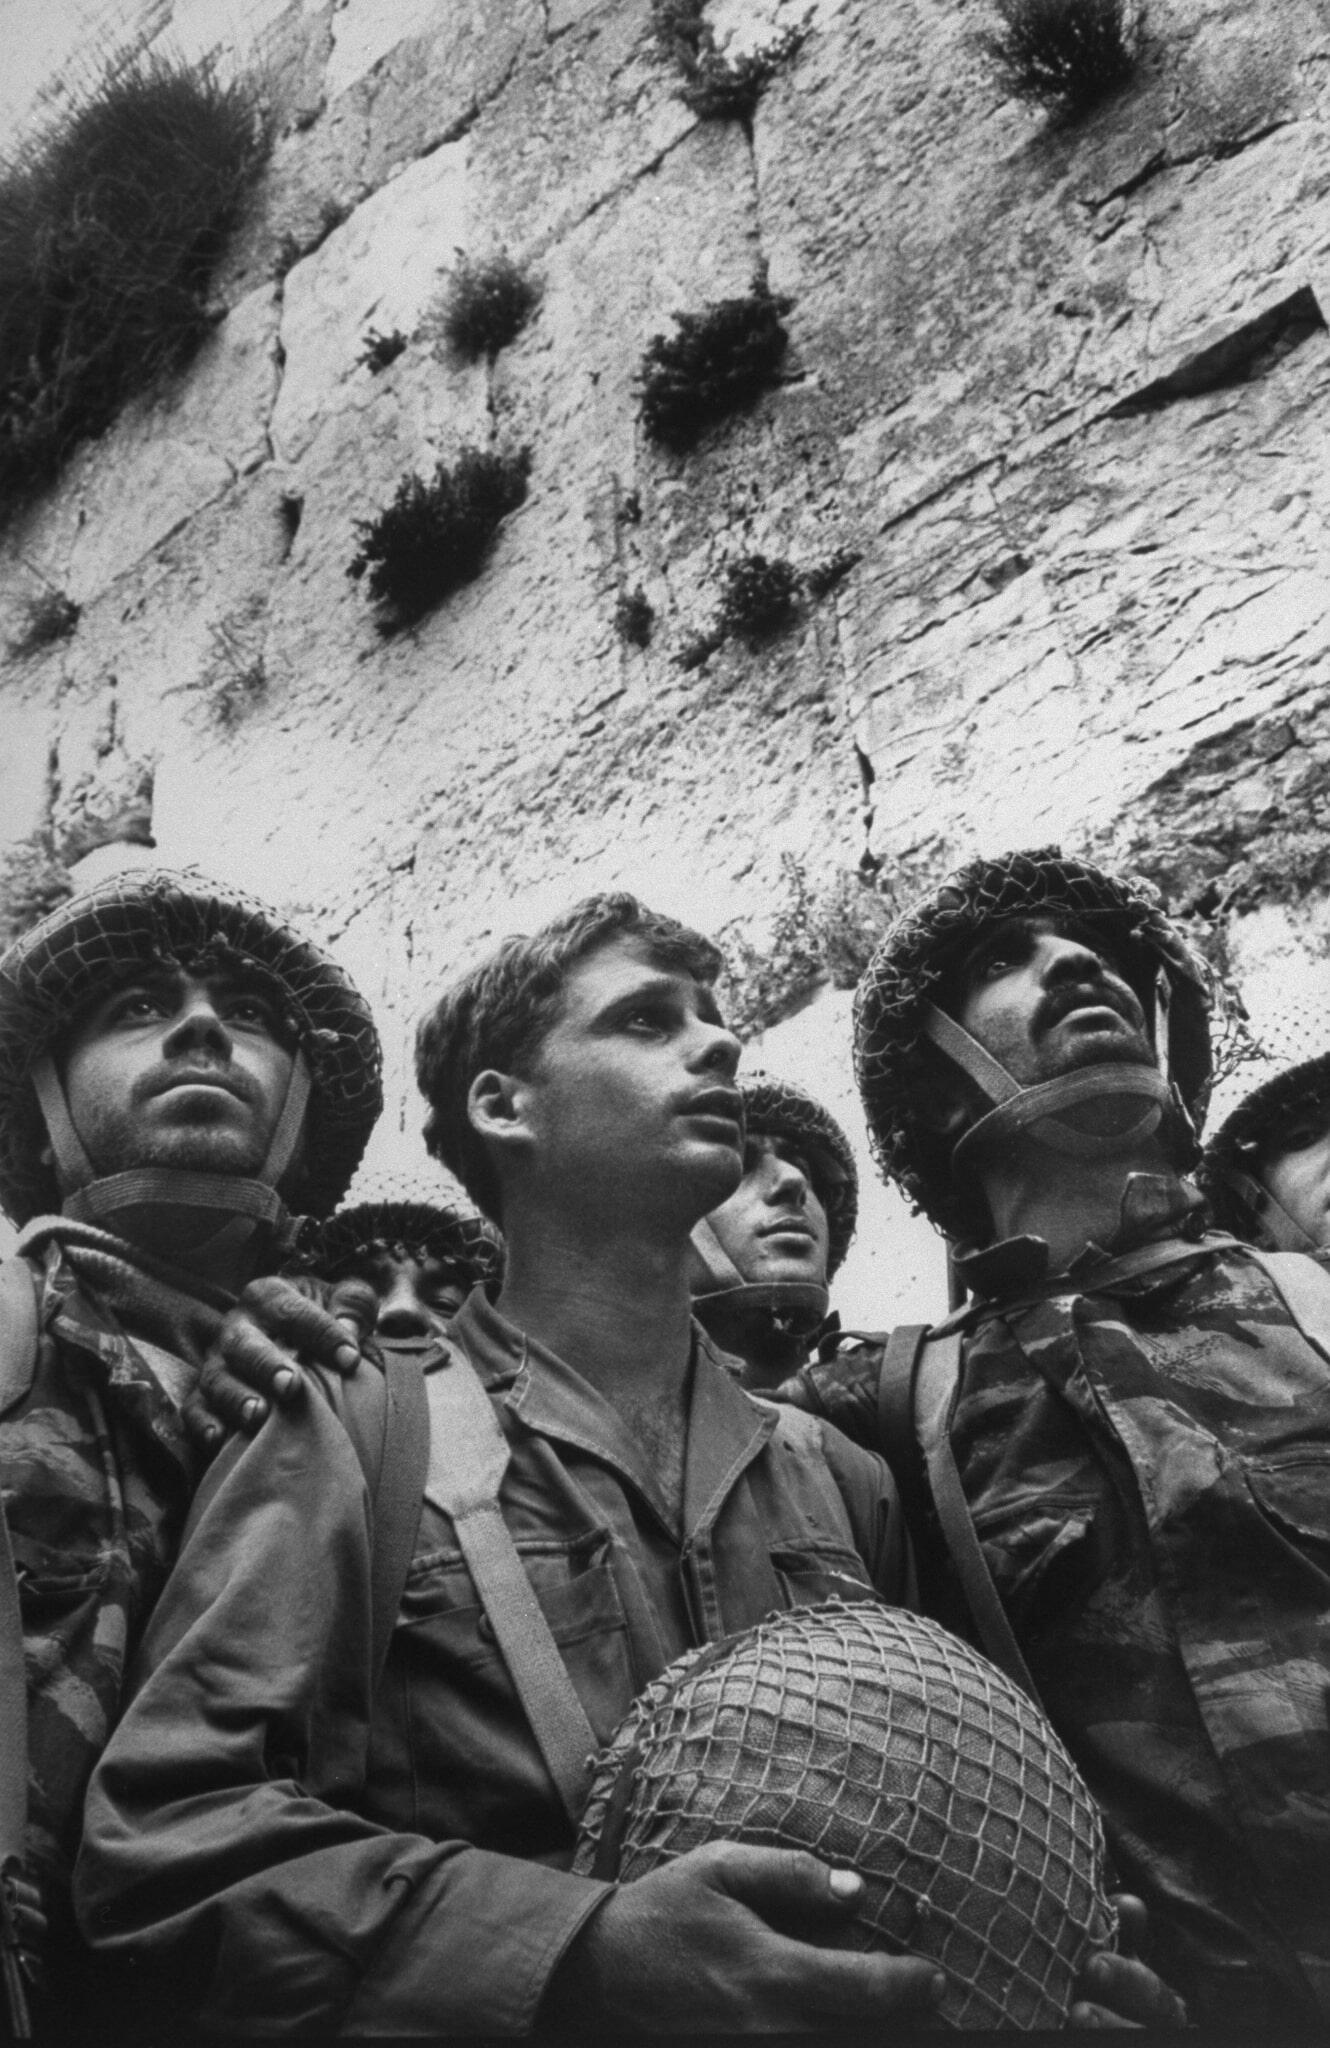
(347, 446), (532, 634)
(7, 585), (79, 656)
(715, 553), (801, 645)
(978, 0), (1143, 113)
(651, 0), (805, 120)
(357, 327), (408, 375)
(433, 252), (541, 364)
(722, 856), (900, 1037)
(0, 54), (269, 519)
(0, 832), (73, 947)
(640, 279), (792, 451)
(614, 586), (654, 648)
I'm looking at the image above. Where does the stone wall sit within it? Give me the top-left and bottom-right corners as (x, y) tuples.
(3, 0), (1329, 1316)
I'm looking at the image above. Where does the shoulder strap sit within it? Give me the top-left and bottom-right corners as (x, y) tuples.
(0, 1259), (40, 1419)
(424, 1338), (595, 1825)
(1243, 1248), (1330, 1368)
(366, 1348), (430, 1693)
(914, 1332), (1043, 1707)
(874, 1325), (934, 1546)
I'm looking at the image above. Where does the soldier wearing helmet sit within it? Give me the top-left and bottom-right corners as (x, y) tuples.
(1199, 1053), (1330, 1251)
(782, 844), (1330, 2031)
(0, 867), (381, 2034)
(300, 1170), (504, 1341)
(689, 1071), (857, 1387)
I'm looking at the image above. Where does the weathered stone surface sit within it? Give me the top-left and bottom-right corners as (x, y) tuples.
(7, 0), (1330, 1322)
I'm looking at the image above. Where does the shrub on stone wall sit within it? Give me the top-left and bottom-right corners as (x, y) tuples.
(0, 833), (73, 948)
(640, 280), (792, 450)
(0, 55), (268, 520)
(433, 252), (541, 363)
(358, 327), (408, 375)
(7, 585), (79, 656)
(723, 856), (900, 1037)
(614, 586), (654, 648)
(978, 0), (1142, 113)
(650, 0), (805, 120)
(348, 446), (532, 634)
(716, 554), (801, 645)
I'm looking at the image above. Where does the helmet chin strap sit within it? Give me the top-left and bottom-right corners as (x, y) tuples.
(689, 1216), (830, 1340)
(31, 1051), (311, 1264)
(922, 998), (1194, 1173)
(1218, 1164), (1321, 1254)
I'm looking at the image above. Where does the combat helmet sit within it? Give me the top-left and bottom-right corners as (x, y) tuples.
(691, 1070), (858, 1337)
(1198, 1053), (1330, 1250)
(301, 1166), (505, 1287)
(0, 867), (383, 1248)
(854, 846), (1212, 1241)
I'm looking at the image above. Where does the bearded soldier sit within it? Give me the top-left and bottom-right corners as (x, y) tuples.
(780, 845), (1330, 2030)
(0, 868), (381, 2034)
(1199, 1053), (1330, 1251)
(689, 1071), (857, 1388)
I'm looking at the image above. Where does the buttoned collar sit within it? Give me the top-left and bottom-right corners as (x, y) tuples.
(955, 1171), (1210, 1301)
(449, 1284), (776, 1539)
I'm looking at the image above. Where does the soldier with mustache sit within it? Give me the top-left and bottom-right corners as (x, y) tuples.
(781, 845), (1330, 2030)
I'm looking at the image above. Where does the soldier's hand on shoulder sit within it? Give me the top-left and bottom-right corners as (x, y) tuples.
(543, 1842), (944, 2032)
(183, 1274), (377, 1451)
(1069, 1895), (1187, 2029)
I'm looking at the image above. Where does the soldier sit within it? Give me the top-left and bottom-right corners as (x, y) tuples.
(297, 1169), (504, 1341)
(0, 868), (381, 2035)
(781, 845), (1330, 2029)
(689, 1070), (857, 1388)
(1199, 1052), (1330, 1250)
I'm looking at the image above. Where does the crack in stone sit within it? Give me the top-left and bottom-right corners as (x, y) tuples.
(1081, 116), (1296, 212)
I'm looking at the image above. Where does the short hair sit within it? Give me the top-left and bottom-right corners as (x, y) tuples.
(415, 893), (725, 1221)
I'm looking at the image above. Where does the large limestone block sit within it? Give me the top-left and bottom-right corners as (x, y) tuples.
(269, 144), (469, 461)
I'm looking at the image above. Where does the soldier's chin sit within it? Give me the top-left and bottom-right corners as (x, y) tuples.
(1051, 1028), (1156, 1077)
(132, 1128), (268, 1177)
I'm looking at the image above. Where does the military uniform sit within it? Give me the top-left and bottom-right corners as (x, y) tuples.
(76, 1285), (913, 2035)
(791, 1178), (1330, 2026)
(0, 1235), (200, 2023)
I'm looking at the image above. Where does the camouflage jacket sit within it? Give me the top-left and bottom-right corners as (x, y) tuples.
(0, 1241), (197, 1923)
(793, 1179), (1330, 2026)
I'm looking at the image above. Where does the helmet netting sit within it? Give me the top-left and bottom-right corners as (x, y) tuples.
(575, 1599), (1116, 2029)
(0, 868), (382, 1223)
(740, 1069), (858, 1276)
(853, 847), (1213, 1240)
(300, 1166), (503, 1284)
(1200, 1043), (1330, 1237)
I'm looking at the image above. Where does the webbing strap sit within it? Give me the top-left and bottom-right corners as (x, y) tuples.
(0, 1261), (36, 2038)
(914, 1333), (1042, 1706)
(424, 1342), (595, 1824)
(874, 1324), (932, 1541)
(63, 1170), (286, 1225)
(368, 1348), (429, 1692)
(0, 1262), (39, 1418)
(922, 1003), (1020, 1102)
(29, 1057), (93, 1187)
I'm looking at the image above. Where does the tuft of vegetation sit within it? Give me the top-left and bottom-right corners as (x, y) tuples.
(0, 54), (268, 520)
(8, 585), (79, 655)
(0, 832), (74, 948)
(433, 252), (541, 364)
(722, 856), (901, 1038)
(651, 0), (805, 120)
(358, 327), (408, 375)
(715, 553), (800, 645)
(805, 547), (862, 600)
(640, 279), (792, 451)
(205, 601), (268, 731)
(614, 586), (654, 649)
(348, 446), (532, 634)
(978, 0), (1142, 113)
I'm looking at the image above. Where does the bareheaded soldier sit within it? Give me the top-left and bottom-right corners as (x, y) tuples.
(690, 1071), (857, 1388)
(0, 868), (381, 2033)
(1199, 1052), (1330, 1250)
(785, 845), (1330, 2030)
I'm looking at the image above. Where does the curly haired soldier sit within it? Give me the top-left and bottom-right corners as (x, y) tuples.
(780, 844), (1330, 2029)
(0, 868), (381, 2034)
(1199, 1052), (1330, 1251)
(689, 1071), (857, 1388)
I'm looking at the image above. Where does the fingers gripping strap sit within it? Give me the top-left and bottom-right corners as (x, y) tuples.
(914, 1334), (1042, 1707)
(922, 1004), (1022, 1104)
(424, 1344), (595, 1824)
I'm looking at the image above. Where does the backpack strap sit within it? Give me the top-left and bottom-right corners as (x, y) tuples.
(911, 1331), (1044, 1708)
(364, 1344), (430, 1694)
(874, 1324), (932, 1536)
(0, 1259), (40, 1419)
(0, 1257), (44, 2038)
(1242, 1248), (1330, 1368)
(424, 1336), (595, 1825)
